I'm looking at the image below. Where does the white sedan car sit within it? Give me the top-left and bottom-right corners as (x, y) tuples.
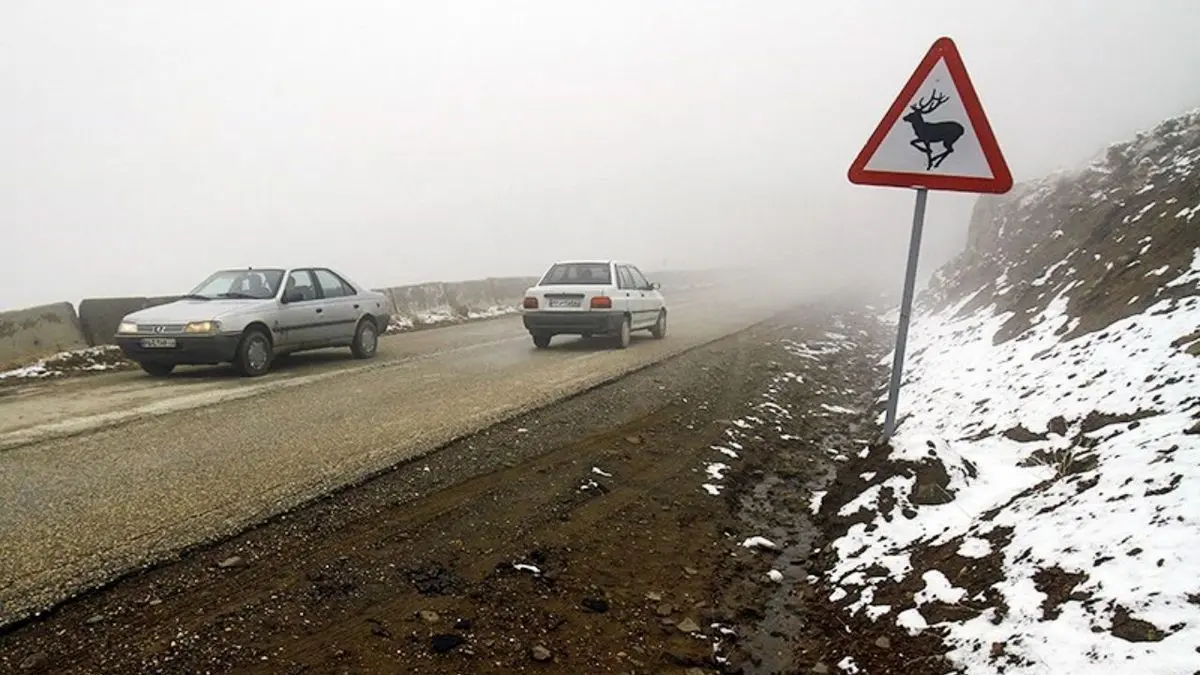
(519, 259), (667, 349)
(115, 266), (391, 377)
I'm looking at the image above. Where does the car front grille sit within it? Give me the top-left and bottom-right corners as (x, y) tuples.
(137, 324), (186, 334)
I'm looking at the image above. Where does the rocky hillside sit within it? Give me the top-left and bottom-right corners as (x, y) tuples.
(809, 108), (1200, 674)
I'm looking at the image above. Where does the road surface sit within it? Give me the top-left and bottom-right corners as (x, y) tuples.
(0, 283), (797, 626)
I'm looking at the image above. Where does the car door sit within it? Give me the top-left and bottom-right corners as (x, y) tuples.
(614, 265), (647, 326)
(312, 268), (360, 345)
(627, 265), (661, 324)
(276, 269), (325, 349)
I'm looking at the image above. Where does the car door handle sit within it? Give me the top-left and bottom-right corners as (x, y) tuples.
(353, 304), (360, 309)
(315, 308), (323, 314)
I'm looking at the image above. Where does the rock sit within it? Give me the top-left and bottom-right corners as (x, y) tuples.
(430, 634), (464, 653)
(874, 636), (891, 649)
(418, 610), (440, 624)
(531, 645), (552, 662)
(581, 597), (609, 613)
(1184, 421), (1200, 436)
(683, 567), (699, 576)
(656, 603), (674, 617)
(910, 481), (954, 505)
(1002, 425), (1048, 442)
(645, 591), (664, 602)
(1110, 606), (1166, 642)
(1047, 416), (1069, 435)
(676, 617), (702, 633)
(18, 652), (48, 671)
(908, 458), (956, 505)
(625, 435), (643, 445)
(454, 618), (472, 630)
(812, 663), (831, 674)
(216, 555), (245, 569)
(85, 614), (105, 625)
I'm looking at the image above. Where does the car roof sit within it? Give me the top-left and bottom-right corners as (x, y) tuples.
(547, 259), (644, 267)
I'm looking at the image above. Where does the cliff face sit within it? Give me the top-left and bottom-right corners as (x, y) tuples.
(924, 108), (1200, 344)
(810, 108), (1200, 675)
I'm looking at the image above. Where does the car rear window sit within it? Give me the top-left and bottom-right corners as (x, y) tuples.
(540, 263), (612, 285)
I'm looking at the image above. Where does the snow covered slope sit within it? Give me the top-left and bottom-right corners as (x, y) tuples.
(813, 109), (1200, 674)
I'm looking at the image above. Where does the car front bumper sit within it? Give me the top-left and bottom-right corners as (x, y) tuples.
(115, 334), (242, 366)
(522, 310), (624, 336)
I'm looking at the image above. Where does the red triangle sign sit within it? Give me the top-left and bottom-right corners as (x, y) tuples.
(848, 37), (1012, 194)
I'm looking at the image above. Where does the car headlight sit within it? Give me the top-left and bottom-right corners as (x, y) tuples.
(184, 320), (221, 334)
(117, 321), (138, 334)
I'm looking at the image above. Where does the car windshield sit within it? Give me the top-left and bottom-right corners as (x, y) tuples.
(187, 269), (284, 300)
(539, 263), (612, 285)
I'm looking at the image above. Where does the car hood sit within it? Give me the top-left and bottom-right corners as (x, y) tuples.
(123, 299), (275, 324)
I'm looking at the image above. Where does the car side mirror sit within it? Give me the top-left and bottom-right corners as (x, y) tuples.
(281, 289), (305, 304)
(648, 281), (661, 290)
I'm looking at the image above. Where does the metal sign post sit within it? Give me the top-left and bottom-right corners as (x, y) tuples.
(847, 36), (1012, 440)
(881, 188), (928, 438)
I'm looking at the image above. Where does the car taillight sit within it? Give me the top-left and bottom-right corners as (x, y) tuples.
(590, 296), (612, 309)
(522, 296), (538, 309)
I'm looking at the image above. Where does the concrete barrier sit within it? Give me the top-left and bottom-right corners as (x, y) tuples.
(77, 296), (179, 347)
(0, 302), (88, 368)
(375, 276), (540, 322)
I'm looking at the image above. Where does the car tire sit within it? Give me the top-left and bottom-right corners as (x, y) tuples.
(650, 310), (667, 339)
(234, 327), (273, 377)
(140, 362), (174, 377)
(614, 316), (631, 349)
(351, 318), (379, 359)
(532, 333), (552, 349)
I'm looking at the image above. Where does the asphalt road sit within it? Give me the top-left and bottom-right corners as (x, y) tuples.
(0, 284), (795, 627)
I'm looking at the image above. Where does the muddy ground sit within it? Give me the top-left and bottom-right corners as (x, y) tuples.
(0, 303), (953, 675)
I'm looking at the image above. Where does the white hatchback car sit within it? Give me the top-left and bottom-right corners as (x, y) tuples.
(520, 260), (667, 349)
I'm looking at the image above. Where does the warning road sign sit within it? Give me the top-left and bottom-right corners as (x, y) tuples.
(848, 36), (1012, 194)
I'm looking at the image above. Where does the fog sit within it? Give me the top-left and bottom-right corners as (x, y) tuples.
(3, 1), (1198, 310)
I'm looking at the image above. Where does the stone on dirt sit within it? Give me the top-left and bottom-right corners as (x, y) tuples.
(531, 644), (552, 661)
(429, 633), (464, 653)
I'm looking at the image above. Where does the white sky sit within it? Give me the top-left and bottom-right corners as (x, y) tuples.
(2, 0), (1198, 308)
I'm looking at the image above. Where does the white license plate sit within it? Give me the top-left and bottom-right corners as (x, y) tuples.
(547, 297), (582, 308)
(140, 337), (177, 348)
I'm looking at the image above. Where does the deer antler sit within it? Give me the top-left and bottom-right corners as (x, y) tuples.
(911, 89), (952, 114)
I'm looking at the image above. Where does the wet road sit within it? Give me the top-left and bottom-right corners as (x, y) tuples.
(0, 283), (795, 626)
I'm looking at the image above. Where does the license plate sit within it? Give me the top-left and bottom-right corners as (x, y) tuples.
(548, 297), (581, 308)
(140, 337), (177, 348)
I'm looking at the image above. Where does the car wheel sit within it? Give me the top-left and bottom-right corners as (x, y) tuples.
(614, 316), (631, 349)
(140, 362), (174, 377)
(532, 333), (552, 349)
(234, 327), (273, 377)
(650, 310), (667, 339)
(351, 318), (379, 359)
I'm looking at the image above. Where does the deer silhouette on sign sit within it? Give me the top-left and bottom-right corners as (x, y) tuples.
(902, 88), (964, 170)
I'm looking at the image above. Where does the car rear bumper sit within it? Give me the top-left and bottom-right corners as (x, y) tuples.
(115, 334), (242, 366)
(522, 310), (624, 335)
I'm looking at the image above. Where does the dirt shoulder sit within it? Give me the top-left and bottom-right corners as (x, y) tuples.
(0, 303), (942, 674)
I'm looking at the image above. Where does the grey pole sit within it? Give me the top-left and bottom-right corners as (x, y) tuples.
(882, 187), (929, 439)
